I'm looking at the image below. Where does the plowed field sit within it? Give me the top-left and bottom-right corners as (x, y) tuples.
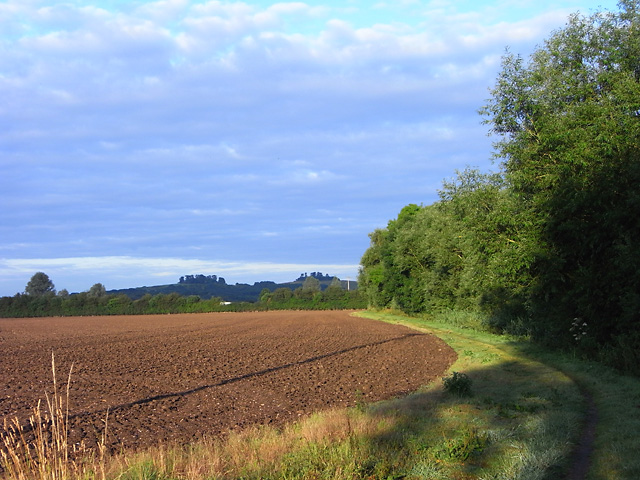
(0, 311), (456, 451)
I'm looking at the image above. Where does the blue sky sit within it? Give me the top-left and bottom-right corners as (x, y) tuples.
(0, 0), (618, 295)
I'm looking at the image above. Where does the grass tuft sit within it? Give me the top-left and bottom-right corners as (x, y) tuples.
(1, 352), (109, 480)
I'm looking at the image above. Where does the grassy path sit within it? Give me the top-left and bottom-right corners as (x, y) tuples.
(357, 311), (640, 480)
(515, 339), (640, 480)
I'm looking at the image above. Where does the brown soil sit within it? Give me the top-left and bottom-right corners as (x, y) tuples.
(0, 311), (456, 452)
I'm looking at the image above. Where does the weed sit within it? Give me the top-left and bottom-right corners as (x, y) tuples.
(354, 390), (367, 412)
(433, 428), (487, 461)
(442, 371), (473, 397)
(0, 352), (108, 480)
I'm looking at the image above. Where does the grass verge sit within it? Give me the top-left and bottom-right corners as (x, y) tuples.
(517, 344), (640, 480)
(358, 310), (640, 480)
(2, 310), (639, 479)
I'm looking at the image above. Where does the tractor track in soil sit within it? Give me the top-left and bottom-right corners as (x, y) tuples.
(0, 311), (456, 452)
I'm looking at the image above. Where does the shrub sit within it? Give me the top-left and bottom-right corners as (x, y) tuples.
(442, 371), (473, 397)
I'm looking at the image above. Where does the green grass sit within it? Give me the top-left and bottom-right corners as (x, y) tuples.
(358, 310), (640, 480)
(3, 310), (640, 479)
(354, 311), (585, 480)
(518, 345), (640, 480)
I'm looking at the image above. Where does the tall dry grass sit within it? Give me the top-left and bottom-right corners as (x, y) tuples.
(1, 352), (108, 480)
(101, 407), (389, 480)
(1, 352), (387, 480)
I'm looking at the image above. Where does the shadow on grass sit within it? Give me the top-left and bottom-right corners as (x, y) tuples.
(339, 339), (586, 480)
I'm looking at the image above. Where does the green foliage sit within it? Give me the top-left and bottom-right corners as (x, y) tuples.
(271, 287), (293, 302)
(442, 371), (473, 397)
(481, 0), (640, 370)
(359, 169), (534, 319)
(433, 428), (486, 461)
(261, 286), (366, 310)
(107, 294), (132, 314)
(25, 272), (55, 296)
(301, 275), (321, 293)
(323, 277), (345, 301)
(360, 2), (640, 374)
(87, 283), (106, 298)
(0, 276), (366, 317)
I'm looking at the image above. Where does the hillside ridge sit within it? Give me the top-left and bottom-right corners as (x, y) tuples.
(107, 272), (357, 302)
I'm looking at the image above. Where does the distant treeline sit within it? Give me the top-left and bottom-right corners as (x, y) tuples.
(108, 272), (356, 303)
(294, 272), (334, 281)
(0, 274), (365, 318)
(178, 274), (226, 285)
(258, 276), (365, 310)
(108, 280), (279, 302)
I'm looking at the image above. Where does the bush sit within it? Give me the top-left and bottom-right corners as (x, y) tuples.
(442, 371), (473, 397)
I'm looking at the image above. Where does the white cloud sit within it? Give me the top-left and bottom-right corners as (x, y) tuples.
(269, 168), (344, 185)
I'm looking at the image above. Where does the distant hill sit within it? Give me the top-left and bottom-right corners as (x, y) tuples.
(107, 272), (357, 303)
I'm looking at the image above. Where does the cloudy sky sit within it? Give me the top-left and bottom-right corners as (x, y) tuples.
(0, 0), (617, 295)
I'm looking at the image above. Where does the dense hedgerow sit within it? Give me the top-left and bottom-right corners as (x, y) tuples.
(0, 288), (366, 318)
(359, 1), (640, 375)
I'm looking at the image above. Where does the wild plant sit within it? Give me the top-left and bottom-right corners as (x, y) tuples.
(442, 371), (473, 397)
(0, 352), (107, 480)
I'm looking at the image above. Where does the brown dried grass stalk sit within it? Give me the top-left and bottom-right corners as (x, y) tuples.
(0, 352), (107, 480)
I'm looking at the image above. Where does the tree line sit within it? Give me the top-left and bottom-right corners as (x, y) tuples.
(0, 272), (365, 317)
(108, 273), (358, 302)
(258, 275), (365, 310)
(178, 274), (226, 285)
(359, 0), (640, 374)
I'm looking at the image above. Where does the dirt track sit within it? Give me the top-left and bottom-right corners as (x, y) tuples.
(0, 311), (456, 451)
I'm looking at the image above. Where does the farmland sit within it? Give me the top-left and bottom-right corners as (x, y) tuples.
(0, 311), (455, 452)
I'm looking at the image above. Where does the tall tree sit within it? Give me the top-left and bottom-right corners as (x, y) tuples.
(360, 1), (640, 372)
(301, 276), (321, 293)
(359, 228), (392, 308)
(25, 272), (55, 296)
(481, 0), (640, 370)
(88, 283), (107, 297)
(323, 277), (345, 301)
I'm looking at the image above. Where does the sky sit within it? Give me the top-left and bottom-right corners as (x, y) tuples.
(0, 0), (619, 296)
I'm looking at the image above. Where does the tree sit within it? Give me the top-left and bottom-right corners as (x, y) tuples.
(323, 277), (344, 301)
(25, 272), (55, 296)
(359, 228), (391, 308)
(259, 288), (272, 303)
(107, 294), (132, 314)
(271, 287), (293, 303)
(481, 0), (640, 371)
(358, 1), (640, 372)
(88, 283), (107, 297)
(301, 276), (321, 293)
